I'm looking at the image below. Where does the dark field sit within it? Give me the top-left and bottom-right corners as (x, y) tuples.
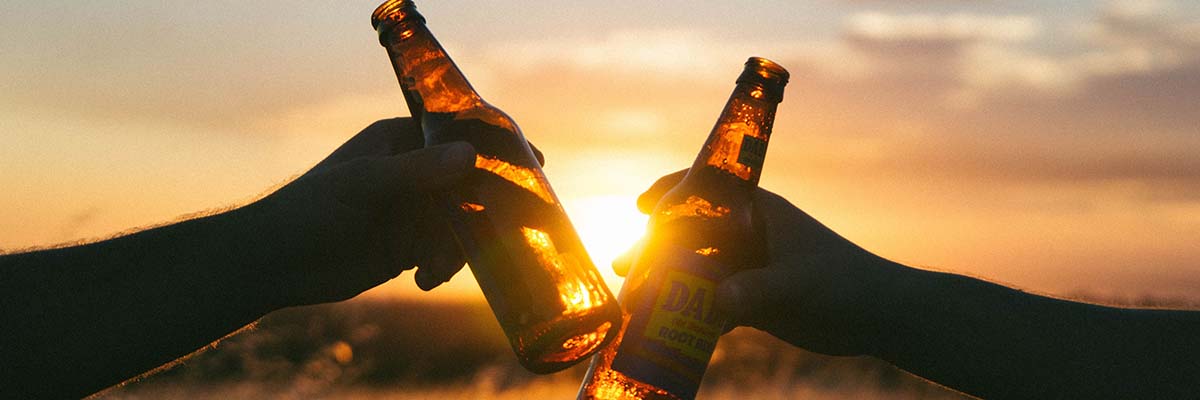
(96, 297), (969, 399)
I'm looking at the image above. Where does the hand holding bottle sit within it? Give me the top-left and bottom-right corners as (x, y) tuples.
(251, 118), (475, 307)
(630, 166), (1200, 399)
(620, 169), (904, 358)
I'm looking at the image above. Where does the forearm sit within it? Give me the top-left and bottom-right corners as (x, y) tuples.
(873, 262), (1200, 398)
(0, 205), (279, 398)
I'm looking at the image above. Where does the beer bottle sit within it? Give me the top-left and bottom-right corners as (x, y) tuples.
(371, 0), (623, 374)
(578, 57), (789, 399)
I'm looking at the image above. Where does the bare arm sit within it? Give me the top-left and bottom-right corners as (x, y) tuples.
(873, 263), (1200, 398)
(0, 118), (474, 398)
(630, 170), (1200, 399)
(1, 207), (281, 398)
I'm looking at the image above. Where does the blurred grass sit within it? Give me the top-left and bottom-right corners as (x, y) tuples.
(98, 297), (968, 399)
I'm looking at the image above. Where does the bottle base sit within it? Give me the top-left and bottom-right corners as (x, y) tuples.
(513, 308), (622, 374)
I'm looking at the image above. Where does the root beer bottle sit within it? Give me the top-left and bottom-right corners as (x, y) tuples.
(578, 57), (789, 399)
(372, 0), (622, 374)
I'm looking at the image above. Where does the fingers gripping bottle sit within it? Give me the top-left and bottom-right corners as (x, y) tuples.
(372, 0), (623, 373)
(578, 58), (789, 399)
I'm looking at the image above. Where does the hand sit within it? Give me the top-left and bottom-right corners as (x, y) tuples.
(245, 118), (476, 308)
(618, 170), (902, 356)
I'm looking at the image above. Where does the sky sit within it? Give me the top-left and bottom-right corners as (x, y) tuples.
(2, 0), (1199, 303)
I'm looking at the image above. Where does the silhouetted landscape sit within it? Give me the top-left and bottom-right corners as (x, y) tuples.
(96, 293), (1199, 399)
(94, 297), (969, 399)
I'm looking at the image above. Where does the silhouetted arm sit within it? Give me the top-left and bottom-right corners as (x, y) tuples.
(0, 119), (474, 398)
(628, 170), (1200, 399)
(0, 208), (282, 398)
(870, 260), (1200, 398)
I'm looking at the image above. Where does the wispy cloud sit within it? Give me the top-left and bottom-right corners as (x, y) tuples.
(845, 12), (1041, 43)
(474, 29), (804, 82)
(821, 2), (1200, 105)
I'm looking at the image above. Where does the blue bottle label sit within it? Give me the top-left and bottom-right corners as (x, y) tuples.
(611, 245), (727, 399)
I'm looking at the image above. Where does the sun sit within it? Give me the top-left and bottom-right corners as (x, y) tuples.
(562, 195), (650, 290)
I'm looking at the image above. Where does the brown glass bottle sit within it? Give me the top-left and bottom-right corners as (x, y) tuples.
(578, 57), (789, 399)
(372, 0), (622, 374)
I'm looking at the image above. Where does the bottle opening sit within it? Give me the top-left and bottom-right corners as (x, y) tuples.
(736, 57), (790, 102)
(372, 0), (424, 30)
(744, 57), (789, 83)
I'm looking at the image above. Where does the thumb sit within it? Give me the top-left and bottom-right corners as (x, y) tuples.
(375, 141), (476, 191)
(636, 169), (688, 214)
(715, 267), (786, 328)
(334, 141), (475, 207)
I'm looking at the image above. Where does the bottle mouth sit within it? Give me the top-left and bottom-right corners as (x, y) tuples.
(743, 57), (789, 84)
(372, 0), (424, 30)
(737, 57), (790, 102)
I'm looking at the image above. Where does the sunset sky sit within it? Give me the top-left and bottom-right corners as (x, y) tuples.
(2, 1), (1198, 303)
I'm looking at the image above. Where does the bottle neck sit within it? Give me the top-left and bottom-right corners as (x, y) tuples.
(689, 81), (780, 186)
(376, 13), (482, 118)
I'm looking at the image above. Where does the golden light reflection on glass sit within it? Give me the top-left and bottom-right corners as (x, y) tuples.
(695, 247), (720, 256)
(704, 120), (762, 180)
(542, 321), (614, 363)
(562, 322), (609, 350)
(459, 202), (485, 212)
(418, 63), (481, 112)
(592, 369), (673, 400)
(530, 321), (614, 364)
(584, 315), (676, 399)
(659, 195), (731, 224)
(520, 227), (604, 315)
(475, 155), (556, 204)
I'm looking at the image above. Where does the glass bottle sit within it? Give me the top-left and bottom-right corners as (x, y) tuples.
(372, 0), (623, 374)
(578, 57), (790, 399)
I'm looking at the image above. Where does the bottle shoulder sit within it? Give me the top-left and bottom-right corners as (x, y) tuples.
(455, 103), (520, 136)
(422, 103), (542, 170)
(422, 102), (523, 138)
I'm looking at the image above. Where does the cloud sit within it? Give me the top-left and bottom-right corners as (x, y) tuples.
(826, 3), (1200, 106)
(1075, 0), (1199, 75)
(719, 4), (1200, 205)
(845, 12), (1040, 43)
(795, 12), (1067, 105)
(474, 29), (780, 81)
(1090, 0), (1200, 47)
